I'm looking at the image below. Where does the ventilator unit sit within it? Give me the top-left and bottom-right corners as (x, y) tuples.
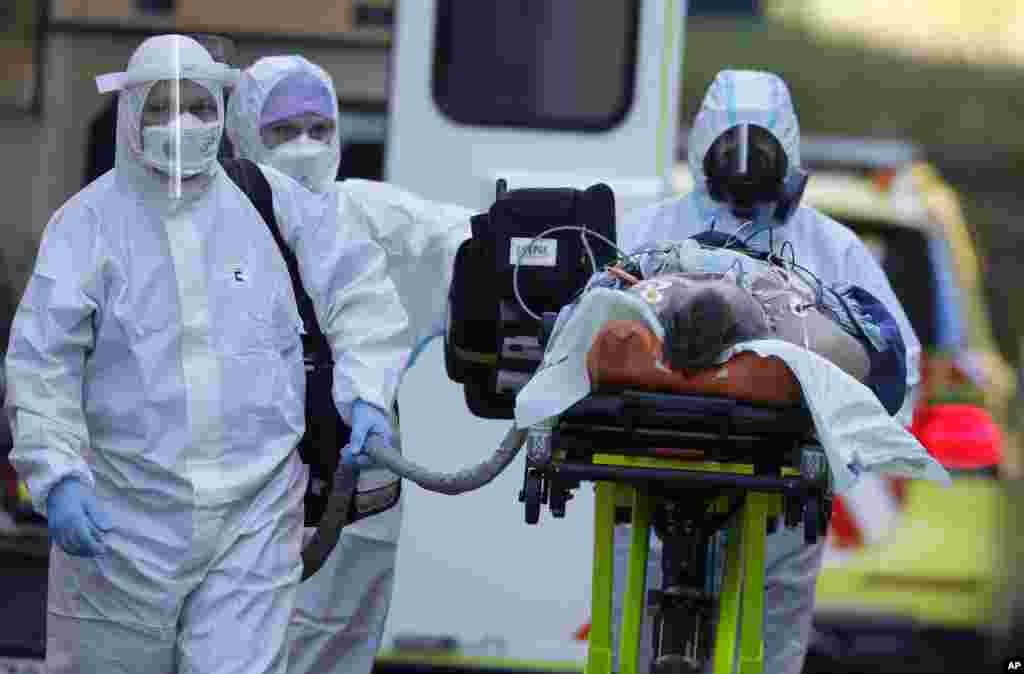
(445, 179), (617, 419)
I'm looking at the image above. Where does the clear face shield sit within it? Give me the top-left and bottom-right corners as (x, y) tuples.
(704, 123), (809, 227)
(96, 35), (237, 199)
(704, 124), (787, 214)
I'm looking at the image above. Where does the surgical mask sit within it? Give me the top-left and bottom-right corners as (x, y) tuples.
(266, 135), (336, 193)
(141, 113), (222, 177)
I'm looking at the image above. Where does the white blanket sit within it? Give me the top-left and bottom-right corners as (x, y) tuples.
(514, 288), (950, 495)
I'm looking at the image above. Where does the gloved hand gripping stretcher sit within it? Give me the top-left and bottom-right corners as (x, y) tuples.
(301, 426), (527, 579)
(440, 180), (950, 674)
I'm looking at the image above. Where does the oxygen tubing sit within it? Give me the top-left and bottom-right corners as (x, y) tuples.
(363, 424), (528, 495)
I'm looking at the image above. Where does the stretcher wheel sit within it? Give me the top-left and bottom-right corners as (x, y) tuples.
(549, 482), (569, 518)
(784, 495), (803, 529)
(803, 496), (819, 545)
(524, 473), (542, 525)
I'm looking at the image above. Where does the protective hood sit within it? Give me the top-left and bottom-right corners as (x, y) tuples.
(225, 55), (342, 194)
(97, 34), (239, 210)
(687, 70), (803, 236)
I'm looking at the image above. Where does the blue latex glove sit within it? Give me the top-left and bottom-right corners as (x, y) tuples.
(46, 477), (113, 557)
(344, 399), (392, 468)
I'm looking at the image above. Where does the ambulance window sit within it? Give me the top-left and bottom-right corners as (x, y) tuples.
(432, 0), (639, 132)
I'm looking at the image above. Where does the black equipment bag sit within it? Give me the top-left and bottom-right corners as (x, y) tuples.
(445, 180), (617, 418)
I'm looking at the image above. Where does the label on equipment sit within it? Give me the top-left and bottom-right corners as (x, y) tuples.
(510, 237), (558, 267)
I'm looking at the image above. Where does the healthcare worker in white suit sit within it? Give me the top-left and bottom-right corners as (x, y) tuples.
(5, 35), (408, 674)
(614, 70), (922, 674)
(224, 55), (474, 674)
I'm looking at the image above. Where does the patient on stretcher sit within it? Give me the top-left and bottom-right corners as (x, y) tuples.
(514, 235), (948, 492)
(584, 237), (905, 415)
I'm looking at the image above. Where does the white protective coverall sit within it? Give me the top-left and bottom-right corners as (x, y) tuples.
(5, 36), (408, 674)
(614, 70), (922, 674)
(225, 55), (474, 674)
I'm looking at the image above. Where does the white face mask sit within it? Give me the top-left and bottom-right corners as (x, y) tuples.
(266, 135), (337, 193)
(141, 113), (222, 177)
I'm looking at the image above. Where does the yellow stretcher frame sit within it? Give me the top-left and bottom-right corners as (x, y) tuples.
(582, 453), (800, 674)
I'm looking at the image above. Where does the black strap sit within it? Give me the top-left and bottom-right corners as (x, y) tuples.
(690, 229), (772, 263)
(221, 159), (402, 535)
(221, 158), (331, 358)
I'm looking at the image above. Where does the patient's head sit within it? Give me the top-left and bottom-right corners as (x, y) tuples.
(654, 277), (768, 372)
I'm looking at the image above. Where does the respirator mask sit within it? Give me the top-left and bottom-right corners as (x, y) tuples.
(266, 135), (336, 192)
(141, 112), (223, 178)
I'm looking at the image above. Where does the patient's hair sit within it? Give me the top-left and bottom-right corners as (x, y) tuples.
(660, 284), (768, 372)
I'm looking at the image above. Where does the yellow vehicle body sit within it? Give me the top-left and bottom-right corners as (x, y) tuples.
(813, 476), (1002, 628)
(799, 161), (1017, 632)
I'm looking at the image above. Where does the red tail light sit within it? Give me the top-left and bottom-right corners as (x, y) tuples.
(828, 497), (864, 549)
(911, 403), (1003, 470)
(2, 459), (18, 502)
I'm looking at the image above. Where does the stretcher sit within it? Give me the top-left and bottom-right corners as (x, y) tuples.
(520, 321), (833, 674)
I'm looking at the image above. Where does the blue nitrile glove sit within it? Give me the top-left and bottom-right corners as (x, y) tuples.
(344, 399), (392, 468)
(46, 477), (113, 557)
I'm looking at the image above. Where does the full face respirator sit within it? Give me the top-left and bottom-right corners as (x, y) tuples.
(704, 123), (808, 226)
(445, 179), (617, 419)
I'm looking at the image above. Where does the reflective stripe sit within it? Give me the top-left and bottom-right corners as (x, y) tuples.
(725, 70), (738, 128)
